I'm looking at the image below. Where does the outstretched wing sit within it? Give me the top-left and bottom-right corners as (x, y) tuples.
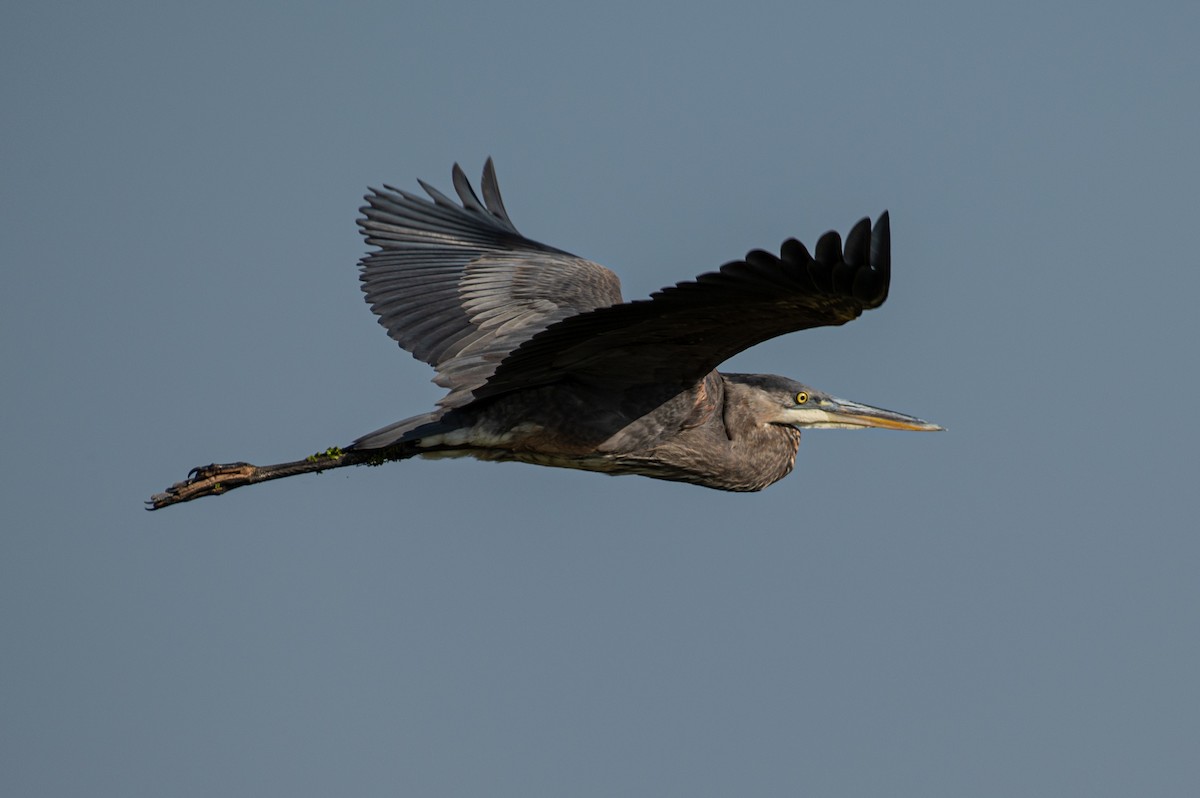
(358, 159), (624, 408)
(473, 212), (891, 399)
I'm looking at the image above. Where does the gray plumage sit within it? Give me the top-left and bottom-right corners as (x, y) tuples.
(147, 160), (939, 509)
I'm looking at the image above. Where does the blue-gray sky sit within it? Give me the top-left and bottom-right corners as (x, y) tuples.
(3, 1), (1198, 795)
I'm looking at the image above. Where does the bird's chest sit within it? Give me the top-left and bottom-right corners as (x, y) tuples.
(615, 422), (801, 492)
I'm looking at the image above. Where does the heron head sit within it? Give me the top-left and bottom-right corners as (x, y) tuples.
(726, 373), (943, 432)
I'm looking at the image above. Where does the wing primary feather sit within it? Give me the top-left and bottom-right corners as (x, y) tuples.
(480, 157), (516, 229)
(871, 211), (890, 276)
(843, 217), (872, 266)
(451, 163), (489, 217)
(416, 179), (460, 209)
(814, 230), (843, 266)
(742, 250), (799, 290)
(856, 211), (890, 306)
(779, 238), (812, 266)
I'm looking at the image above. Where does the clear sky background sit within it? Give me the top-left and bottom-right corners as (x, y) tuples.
(3, 2), (1198, 796)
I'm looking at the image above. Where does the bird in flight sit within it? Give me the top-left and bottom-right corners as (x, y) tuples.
(148, 159), (939, 509)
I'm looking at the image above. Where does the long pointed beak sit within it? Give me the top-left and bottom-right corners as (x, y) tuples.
(834, 398), (943, 430)
(790, 397), (944, 431)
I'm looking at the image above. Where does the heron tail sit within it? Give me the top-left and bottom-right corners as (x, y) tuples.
(346, 411), (457, 450)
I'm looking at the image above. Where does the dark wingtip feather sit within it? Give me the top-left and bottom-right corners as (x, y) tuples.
(814, 230), (843, 266)
(481, 157), (516, 231)
(852, 211), (891, 306)
(779, 238), (812, 266)
(417, 178), (458, 208)
(843, 217), (872, 266)
(872, 211), (890, 276)
(451, 162), (487, 216)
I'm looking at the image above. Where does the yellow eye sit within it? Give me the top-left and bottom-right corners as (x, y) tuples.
(795, 391), (809, 405)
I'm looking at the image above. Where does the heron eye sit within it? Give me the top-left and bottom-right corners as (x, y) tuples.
(795, 391), (809, 405)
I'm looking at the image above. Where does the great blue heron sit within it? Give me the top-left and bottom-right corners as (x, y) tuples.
(148, 160), (940, 509)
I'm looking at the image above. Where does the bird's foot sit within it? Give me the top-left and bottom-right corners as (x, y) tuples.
(146, 462), (258, 510)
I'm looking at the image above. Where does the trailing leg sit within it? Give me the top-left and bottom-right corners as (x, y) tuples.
(147, 447), (386, 510)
